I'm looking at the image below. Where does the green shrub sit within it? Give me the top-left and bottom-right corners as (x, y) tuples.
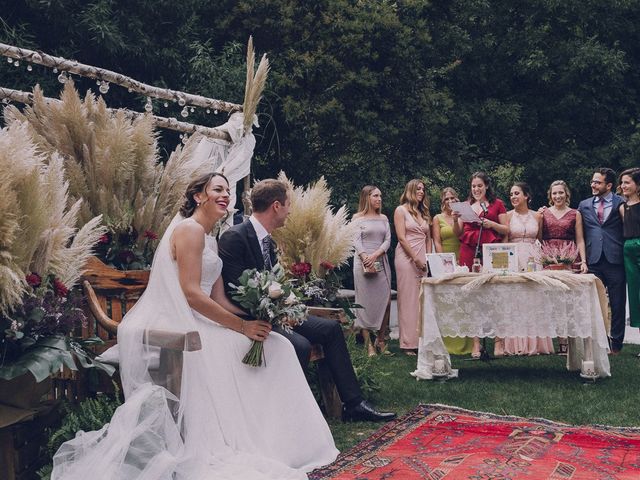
(37, 384), (123, 479)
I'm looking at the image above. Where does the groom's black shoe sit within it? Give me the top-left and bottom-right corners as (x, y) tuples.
(342, 401), (396, 422)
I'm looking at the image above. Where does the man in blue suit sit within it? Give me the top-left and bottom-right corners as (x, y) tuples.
(578, 168), (626, 353)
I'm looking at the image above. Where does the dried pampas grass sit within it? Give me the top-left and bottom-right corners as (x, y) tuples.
(0, 122), (105, 313)
(273, 173), (357, 276)
(243, 36), (270, 133)
(4, 82), (189, 249)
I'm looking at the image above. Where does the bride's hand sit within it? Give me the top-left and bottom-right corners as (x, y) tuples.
(242, 320), (272, 341)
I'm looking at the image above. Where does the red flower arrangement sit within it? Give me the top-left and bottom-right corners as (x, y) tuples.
(320, 260), (335, 271)
(26, 273), (42, 288)
(290, 262), (312, 278)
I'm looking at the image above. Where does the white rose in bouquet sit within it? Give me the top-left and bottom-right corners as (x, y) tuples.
(268, 282), (284, 299)
(284, 292), (297, 305)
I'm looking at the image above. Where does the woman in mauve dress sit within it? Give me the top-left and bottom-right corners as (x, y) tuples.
(504, 182), (554, 356)
(432, 187), (473, 355)
(452, 172), (509, 358)
(353, 185), (392, 357)
(394, 179), (431, 356)
(541, 180), (588, 354)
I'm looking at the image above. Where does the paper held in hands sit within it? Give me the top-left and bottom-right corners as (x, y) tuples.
(450, 201), (482, 223)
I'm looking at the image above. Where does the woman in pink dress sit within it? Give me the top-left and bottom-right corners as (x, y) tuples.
(541, 180), (588, 354)
(452, 172), (509, 358)
(504, 182), (554, 355)
(394, 179), (431, 355)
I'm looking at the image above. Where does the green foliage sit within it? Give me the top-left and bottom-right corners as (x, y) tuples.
(2, 0), (640, 206)
(37, 386), (123, 479)
(344, 332), (389, 398)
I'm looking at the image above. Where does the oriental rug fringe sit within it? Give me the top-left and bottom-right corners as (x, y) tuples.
(311, 404), (640, 480)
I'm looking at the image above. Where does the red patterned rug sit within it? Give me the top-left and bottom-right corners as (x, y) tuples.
(311, 404), (640, 480)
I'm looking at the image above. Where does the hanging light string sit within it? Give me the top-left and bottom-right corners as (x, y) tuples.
(0, 42), (242, 113)
(0, 86), (232, 142)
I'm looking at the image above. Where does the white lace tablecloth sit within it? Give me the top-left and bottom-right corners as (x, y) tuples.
(411, 271), (611, 380)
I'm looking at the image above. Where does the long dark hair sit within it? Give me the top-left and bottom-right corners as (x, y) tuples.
(179, 172), (229, 218)
(618, 168), (640, 198)
(467, 171), (497, 204)
(512, 181), (532, 206)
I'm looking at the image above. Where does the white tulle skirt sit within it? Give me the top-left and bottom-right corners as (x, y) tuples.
(51, 319), (338, 480)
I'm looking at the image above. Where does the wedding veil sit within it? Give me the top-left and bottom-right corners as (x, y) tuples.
(51, 214), (309, 480)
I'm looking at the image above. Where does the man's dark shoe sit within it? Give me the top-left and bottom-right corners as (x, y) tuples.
(342, 400), (396, 422)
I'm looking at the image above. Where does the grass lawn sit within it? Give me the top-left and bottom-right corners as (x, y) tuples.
(327, 339), (640, 452)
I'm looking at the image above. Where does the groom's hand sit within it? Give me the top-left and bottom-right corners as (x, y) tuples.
(243, 320), (272, 341)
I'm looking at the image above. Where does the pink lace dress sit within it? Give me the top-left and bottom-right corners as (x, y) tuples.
(504, 211), (554, 355)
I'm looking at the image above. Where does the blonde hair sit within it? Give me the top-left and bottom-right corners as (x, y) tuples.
(356, 185), (381, 215)
(400, 179), (431, 223)
(547, 180), (571, 207)
(440, 187), (458, 211)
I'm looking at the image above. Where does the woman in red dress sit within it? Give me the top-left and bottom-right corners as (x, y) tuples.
(452, 172), (509, 357)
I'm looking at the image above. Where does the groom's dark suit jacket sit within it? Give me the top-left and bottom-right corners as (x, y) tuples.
(218, 219), (362, 407)
(218, 220), (276, 298)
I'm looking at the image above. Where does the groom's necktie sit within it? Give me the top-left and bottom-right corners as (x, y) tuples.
(261, 236), (273, 270)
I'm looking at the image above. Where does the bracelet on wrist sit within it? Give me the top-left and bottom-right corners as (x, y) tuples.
(240, 319), (245, 334)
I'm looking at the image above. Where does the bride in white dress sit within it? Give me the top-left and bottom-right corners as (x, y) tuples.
(51, 173), (338, 480)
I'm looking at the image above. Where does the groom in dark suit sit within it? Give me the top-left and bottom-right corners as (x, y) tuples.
(219, 179), (395, 422)
(578, 168), (626, 353)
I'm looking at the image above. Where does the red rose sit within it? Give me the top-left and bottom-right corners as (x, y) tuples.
(26, 273), (42, 288)
(290, 262), (312, 278)
(53, 278), (69, 297)
(320, 261), (335, 271)
(143, 229), (158, 240)
(99, 233), (110, 244)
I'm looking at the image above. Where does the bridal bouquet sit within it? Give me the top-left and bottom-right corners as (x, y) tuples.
(229, 264), (308, 366)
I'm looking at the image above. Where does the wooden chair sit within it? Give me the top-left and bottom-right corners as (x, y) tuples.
(81, 257), (201, 400)
(81, 257), (345, 418)
(307, 307), (347, 419)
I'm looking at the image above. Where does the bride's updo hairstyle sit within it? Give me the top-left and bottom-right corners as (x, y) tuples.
(180, 172), (229, 218)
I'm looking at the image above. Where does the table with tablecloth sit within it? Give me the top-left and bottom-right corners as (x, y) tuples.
(411, 271), (611, 381)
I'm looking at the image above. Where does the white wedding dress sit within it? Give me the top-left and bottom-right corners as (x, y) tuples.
(51, 216), (338, 480)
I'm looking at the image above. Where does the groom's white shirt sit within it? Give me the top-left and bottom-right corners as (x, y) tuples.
(249, 215), (269, 244)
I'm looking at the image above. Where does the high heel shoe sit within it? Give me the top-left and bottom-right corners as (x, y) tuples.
(367, 342), (377, 357)
(375, 341), (394, 356)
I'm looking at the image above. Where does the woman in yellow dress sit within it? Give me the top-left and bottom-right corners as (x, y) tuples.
(432, 187), (474, 355)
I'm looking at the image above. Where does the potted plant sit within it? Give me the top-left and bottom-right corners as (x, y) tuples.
(534, 241), (579, 270)
(272, 174), (359, 319)
(0, 122), (110, 406)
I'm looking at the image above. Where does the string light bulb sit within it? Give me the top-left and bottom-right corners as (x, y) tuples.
(144, 98), (153, 113)
(99, 81), (110, 94)
(180, 106), (189, 118)
(57, 71), (68, 84)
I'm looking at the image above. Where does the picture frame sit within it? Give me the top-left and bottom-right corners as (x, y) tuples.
(481, 243), (519, 273)
(426, 253), (457, 278)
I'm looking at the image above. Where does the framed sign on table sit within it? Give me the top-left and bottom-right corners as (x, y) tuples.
(482, 243), (519, 273)
(426, 253), (457, 278)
